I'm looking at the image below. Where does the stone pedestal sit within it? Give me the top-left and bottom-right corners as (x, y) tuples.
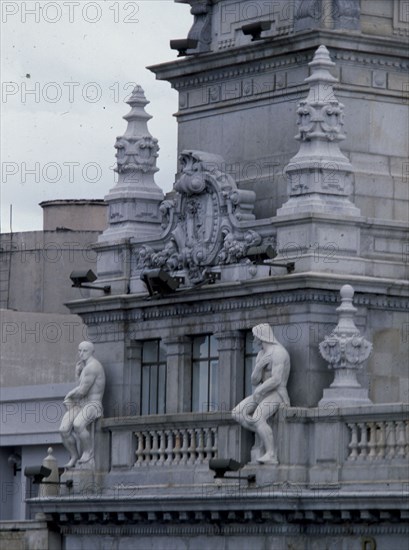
(60, 468), (101, 497)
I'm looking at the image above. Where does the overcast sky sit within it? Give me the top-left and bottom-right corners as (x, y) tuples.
(1, 0), (192, 232)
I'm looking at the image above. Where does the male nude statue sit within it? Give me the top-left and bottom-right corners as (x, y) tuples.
(60, 341), (106, 468)
(232, 324), (290, 464)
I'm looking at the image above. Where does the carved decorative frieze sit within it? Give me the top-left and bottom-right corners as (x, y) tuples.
(115, 135), (159, 175)
(52, 508), (409, 535)
(294, 0), (360, 31)
(77, 287), (409, 329)
(393, 0), (409, 36)
(333, 0), (360, 30)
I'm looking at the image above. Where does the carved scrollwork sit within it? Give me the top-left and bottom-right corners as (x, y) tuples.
(135, 245), (155, 270)
(296, 102), (345, 142)
(186, 0), (212, 53)
(319, 332), (372, 370)
(159, 199), (175, 230)
(115, 136), (159, 174)
(319, 285), (373, 393)
(132, 150), (276, 284)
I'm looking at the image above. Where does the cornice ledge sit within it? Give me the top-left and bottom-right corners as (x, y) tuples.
(67, 274), (409, 324)
(149, 30), (409, 83)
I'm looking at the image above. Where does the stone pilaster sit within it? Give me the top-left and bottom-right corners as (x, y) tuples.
(214, 331), (244, 411)
(163, 336), (192, 413)
(122, 341), (143, 417)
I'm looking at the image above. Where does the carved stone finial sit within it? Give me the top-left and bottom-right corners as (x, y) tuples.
(99, 85), (164, 242)
(318, 284), (373, 407)
(277, 45), (360, 217)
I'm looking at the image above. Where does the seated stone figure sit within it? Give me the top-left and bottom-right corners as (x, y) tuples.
(232, 324), (290, 464)
(59, 341), (106, 468)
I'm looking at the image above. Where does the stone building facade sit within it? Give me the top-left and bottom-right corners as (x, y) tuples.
(5, 1), (409, 549)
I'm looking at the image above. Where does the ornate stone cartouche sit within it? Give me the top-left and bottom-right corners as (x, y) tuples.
(133, 150), (275, 285)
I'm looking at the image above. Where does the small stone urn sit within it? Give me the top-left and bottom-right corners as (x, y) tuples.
(318, 284), (373, 407)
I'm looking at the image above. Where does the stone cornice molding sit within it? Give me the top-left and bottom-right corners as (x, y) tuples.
(149, 30), (409, 86)
(69, 280), (409, 329)
(31, 491), (409, 535)
(58, 522), (409, 537)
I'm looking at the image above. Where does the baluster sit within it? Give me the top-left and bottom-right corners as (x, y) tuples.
(211, 428), (218, 458)
(158, 430), (166, 465)
(150, 430), (159, 464)
(180, 430), (189, 464)
(385, 422), (396, 459)
(144, 431), (152, 466)
(396, 421), (406, 459)
(405, 420), (409, 457)
(357, 423), (368, 460)
(135, 431), (144, 467)
(203, 428), (211, 460)
(347, 423), (359, 460)
(164, 430), (174, 465)
(197, 429), (205, 464)
(376, 422), (386, 460)
(187, 429), (197, 465)
(204, 428), (217, 460)
(173, 430), (182, 464)
(367, 422), (377, 460)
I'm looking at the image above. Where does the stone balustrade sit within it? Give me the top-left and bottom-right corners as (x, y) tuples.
(102, 412), (241, 471)
(134, 426), (217, 467)
(101, 405), (408, 489)
(347, 418), (408, 461)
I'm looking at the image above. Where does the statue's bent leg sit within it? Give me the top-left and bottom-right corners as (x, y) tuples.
(255, 398), (281, 464)
(74, 401), (102, 464)
(231, 396), (259, 432)
(60, 407), (81, 468)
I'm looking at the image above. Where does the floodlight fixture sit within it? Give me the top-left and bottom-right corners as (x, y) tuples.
(204, 269), (221, 285)
(24, 465), (52, 484)
(241, 21), (272, 41)
(141, 269), (184, 297)
(246, 244), (276, 263)
(70, 270), (111, 294)
(246, 245), (295, 273)
(24, 465), (73, 488)
(170, 38), (198, 57)
(8, 452), (21, 476)
(209, 458), (256, 483)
